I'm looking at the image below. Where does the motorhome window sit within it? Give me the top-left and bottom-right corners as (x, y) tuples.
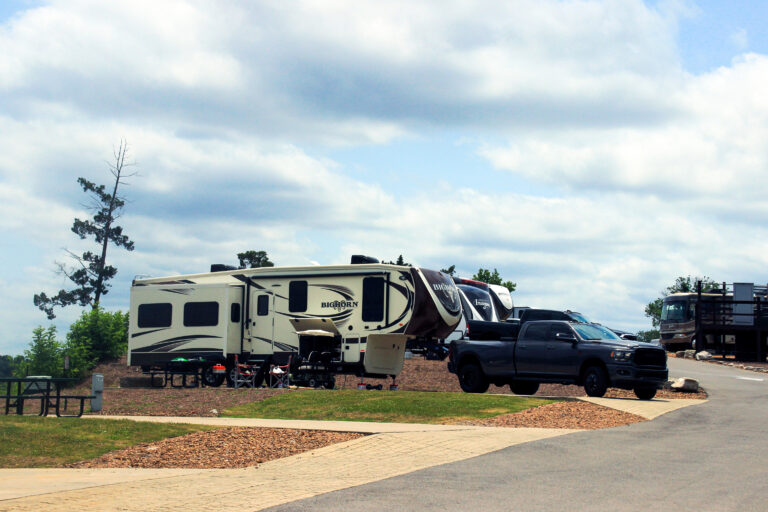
(289, 281), (308, 312)
(362, 277), (385, 322)
(257, 295), (269, 316)
(230, 303), (241, 323)
(661, 300), (688, 322)
(183, 301), (219, 327)
(138, 303), (172, 328)
(460, 286), (493, 321)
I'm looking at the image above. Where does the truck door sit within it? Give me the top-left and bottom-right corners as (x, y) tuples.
(515, 322), (550, 375)
(248, 291), (274, 355)
(547, 323), (580, 376)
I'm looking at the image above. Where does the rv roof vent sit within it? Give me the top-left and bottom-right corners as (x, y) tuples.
(350, 255), (379, 264)
(211, 264), (238, 272)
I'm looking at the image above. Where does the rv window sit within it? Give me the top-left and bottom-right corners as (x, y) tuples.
(230, 303), (241, 323)
(183, 301), (219, 327)
(362, 277), (385, 322)
(289, 281), (308, 312)
(138, 303), (172, 328)
(257, 295), (269, 316)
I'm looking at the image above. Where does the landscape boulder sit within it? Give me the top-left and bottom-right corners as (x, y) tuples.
(695, 351), (713, 361)
(669, 377), (699, 393)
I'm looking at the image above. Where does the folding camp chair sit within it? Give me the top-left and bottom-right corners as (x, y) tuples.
(269, 357), (291, 388)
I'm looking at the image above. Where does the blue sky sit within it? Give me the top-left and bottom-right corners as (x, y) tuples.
(2, 0), (768, 354)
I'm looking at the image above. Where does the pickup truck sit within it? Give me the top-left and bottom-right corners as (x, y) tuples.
(448, 320), (668, 400)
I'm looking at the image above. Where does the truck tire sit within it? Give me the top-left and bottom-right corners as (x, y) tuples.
(583, 365), (608, 397)
(634, 387), (657, 400)
(202, 367), (225, 387)
(510, 381), (540, 395)
(458, 363), (489, 393)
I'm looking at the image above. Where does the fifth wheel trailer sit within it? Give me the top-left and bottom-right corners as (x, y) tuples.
(128, 258), (462, 386)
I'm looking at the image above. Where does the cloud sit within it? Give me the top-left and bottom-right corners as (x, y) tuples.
(2, 0), (768, 353)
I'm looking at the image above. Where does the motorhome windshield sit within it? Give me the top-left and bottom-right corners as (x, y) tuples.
(661, 300), (690, 322)
(458, 285), (494, 321)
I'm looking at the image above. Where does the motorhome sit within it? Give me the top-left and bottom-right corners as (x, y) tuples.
(660, 282), (768, 355)
(128, 257), (461, 386)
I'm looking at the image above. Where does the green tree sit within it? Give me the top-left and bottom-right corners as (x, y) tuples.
(34, 141), (136, 319)
(644, 276), (719, 327)
(384, 255), (411, 266)
(23, 326), (64, 377)
(472, 268), (516, 292)
(440, 265), (456, 276)
(237, 250), (275, 269)
(636, 329), (660, 344)
(0, 355), (26, 378)
(64, 307), (129, 379)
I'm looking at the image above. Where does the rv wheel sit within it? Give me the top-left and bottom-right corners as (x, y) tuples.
(202, 367), (225, 387)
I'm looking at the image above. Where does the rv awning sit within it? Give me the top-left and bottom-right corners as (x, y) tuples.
(289, 318), (341, 336)
(295, 329), (336, 337)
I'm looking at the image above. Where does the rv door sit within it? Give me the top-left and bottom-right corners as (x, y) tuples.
(249, 291), (275, 353)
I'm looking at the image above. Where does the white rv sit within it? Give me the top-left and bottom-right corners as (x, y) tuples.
(443, 278), (515, 343)
(128, 258), (461, 386)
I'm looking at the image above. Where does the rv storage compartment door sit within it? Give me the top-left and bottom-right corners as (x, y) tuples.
(289, 318), (341, 335)
(364, 334), (407, 376)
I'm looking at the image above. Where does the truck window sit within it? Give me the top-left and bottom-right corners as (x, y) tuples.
(289, 281), (308, 312)
(523, 323), (548, 340)
(257, 294), (269, 316)
(184, 301), (219, 327)
(550, 323), (572, 340)
(138, 303), (172, 328)
(362, 277), (385, 322)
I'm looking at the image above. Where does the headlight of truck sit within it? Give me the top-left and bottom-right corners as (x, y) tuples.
(611, 350), (633, 362)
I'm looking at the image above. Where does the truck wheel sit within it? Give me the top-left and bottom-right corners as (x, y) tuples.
(583, 366), (608, 397)
(458, 363), (489, 393)
(323, 377), (336, 390)
(510, 381), (540, 395)
(202, 367), (225, 387)
(634, 387), (657, 400)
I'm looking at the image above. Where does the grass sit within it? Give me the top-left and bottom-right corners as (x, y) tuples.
(0, 416), (215, 468)
(223, 390), (554, 424)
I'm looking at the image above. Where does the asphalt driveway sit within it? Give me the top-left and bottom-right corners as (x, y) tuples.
(270, 358), (768, 512)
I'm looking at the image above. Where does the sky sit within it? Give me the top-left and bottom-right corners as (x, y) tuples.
(2, 0), (768, 354)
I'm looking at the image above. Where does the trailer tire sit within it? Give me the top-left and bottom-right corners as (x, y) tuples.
(323, 377), (335, 389)
(634, 387), (657, 400)
(510, 381), (540, 395)
(202, 367), (225, 387)
(583, 365), (608, 397)
(458, 362), (489, 393)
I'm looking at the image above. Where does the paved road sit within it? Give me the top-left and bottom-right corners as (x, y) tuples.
(269, 358), (768, 512)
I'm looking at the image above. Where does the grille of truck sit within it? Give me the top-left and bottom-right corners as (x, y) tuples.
(634, 348), (667, 367)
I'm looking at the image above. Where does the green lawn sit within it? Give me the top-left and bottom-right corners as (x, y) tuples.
(223, 390), (554, 424)
(0, 416), (214, 468)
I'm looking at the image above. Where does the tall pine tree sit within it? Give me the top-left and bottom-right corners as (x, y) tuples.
(34, 141), (136, 319)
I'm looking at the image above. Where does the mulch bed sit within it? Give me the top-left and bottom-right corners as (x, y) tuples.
(67, 427), (364, 469)
(469, 401), (645, 430)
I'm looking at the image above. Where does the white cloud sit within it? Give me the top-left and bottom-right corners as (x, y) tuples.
(2, 0), (768, 353)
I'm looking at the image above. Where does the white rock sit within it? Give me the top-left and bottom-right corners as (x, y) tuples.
(684, 350), (696, 359)
(210, 409), (218, 416)
(695, 351), (713, 361)
(670, 377), (699, 392)
(404, 351), (414, 359)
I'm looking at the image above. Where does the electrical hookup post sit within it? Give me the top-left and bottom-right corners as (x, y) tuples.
(91, 374), (103, 412)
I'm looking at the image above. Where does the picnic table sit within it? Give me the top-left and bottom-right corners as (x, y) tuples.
(0, 376), (93, 417)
